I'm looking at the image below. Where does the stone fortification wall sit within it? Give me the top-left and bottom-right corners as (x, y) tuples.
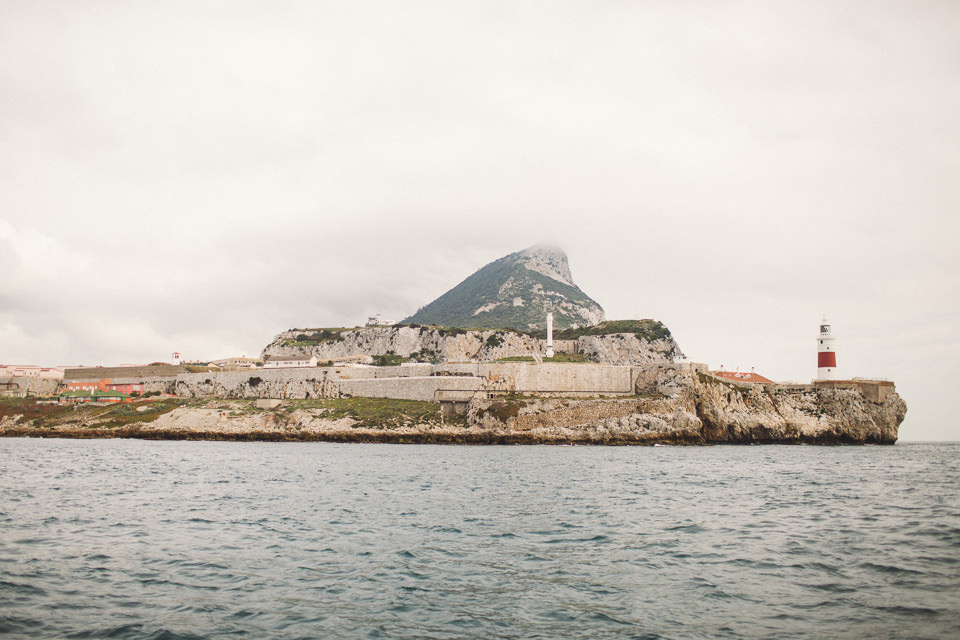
(814, 379), (896, 403)
(133, 362), (645, 401)
(64, 365), (185, 381)
(339, 376), (482, 402)
(441, 362), (634, 396)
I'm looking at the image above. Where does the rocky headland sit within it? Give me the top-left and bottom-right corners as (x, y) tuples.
(1, 363), (905, 444)
(1, 243), (906, 445)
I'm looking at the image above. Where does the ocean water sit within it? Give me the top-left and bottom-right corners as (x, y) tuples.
(1, 440), (958, 640)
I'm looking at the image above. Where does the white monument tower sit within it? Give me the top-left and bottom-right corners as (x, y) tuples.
(545, 312), (554, 358)
(817, 316), (836, 380)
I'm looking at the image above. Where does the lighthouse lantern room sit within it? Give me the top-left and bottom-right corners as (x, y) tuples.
(817, 316), (836, 380)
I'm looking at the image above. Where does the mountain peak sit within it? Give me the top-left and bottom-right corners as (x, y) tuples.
(402, 245), (605, 330)
(516, 244), (575, 287)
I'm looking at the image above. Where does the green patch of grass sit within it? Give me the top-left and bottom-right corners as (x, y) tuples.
(276, 397), (455, 429)
(0, 398), (72, 423)
(281, 328), (352, 347)
(0, 397), (188, 430)
(326, 397), (446, 428)
(372, 353), (407, 367)
(545, 353), (592, 363)
(494, 353), (592, 363)
(90, 399), (187, 429)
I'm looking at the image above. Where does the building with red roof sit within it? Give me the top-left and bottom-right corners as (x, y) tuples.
(711, 370), (774, 384)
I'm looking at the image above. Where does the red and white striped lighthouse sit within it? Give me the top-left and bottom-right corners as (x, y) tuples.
(817, 316), (836, 380)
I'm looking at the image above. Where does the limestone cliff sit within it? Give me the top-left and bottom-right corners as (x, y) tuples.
(468, 366), (906, 445)
(262, 324), (684, 365)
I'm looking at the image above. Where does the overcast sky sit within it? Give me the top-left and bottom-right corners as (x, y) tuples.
(2, 1), (957, 440)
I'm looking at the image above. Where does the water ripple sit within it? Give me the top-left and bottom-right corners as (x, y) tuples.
(1, 440), (959, 639)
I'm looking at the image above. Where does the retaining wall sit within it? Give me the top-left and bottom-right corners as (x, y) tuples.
(338, 376), (482, 402)
(64, 365), (185, 381)
(440, 362), (634, 396)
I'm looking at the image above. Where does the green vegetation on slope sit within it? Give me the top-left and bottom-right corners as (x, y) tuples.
(0, 397), (187, 429)
(543, 319), (673, 342)
(284, 397), (457, 428)
(402, 251), (603, 330)
(281, 328), (351, 347)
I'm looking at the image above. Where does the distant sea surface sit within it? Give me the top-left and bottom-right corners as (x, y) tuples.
(1, 440), (958, 640)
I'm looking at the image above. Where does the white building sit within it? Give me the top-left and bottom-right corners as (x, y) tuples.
(263, 355), (319, 369)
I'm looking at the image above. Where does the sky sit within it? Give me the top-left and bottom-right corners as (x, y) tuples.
(1, 1), (957, 440)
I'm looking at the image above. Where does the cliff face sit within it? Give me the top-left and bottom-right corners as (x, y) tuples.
(262, 325), (683, 365)
(468, 366), (906, 444)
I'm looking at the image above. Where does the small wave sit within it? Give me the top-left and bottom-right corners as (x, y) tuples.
(0, 615), (44, 634)
(665, 523), (705, 533)
(859, 561), (926, 577)
(804, 582), (858, 593)
(875, 604), (942, 617)
(0, 579), (47, 596)
(589, 611), (631, 625)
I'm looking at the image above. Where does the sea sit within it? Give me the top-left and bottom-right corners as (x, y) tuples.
(1, 439), (958, 640)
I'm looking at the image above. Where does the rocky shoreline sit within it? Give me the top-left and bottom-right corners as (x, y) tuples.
(0, 423), (889, 445)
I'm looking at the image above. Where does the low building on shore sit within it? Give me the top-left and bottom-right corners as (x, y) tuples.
(58, 390), (131, 404)
(62, 379), (144, 395)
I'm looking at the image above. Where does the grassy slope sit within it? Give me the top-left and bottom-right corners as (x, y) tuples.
(0, 397), (456, 431)
(547, 319), (674, 342)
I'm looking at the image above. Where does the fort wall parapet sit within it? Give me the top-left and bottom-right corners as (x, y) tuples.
(64, 365), (185, 381)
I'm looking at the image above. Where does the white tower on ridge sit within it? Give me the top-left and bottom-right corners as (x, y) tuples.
(545, 312), (554, 358)
(817, 316), (836, 380)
